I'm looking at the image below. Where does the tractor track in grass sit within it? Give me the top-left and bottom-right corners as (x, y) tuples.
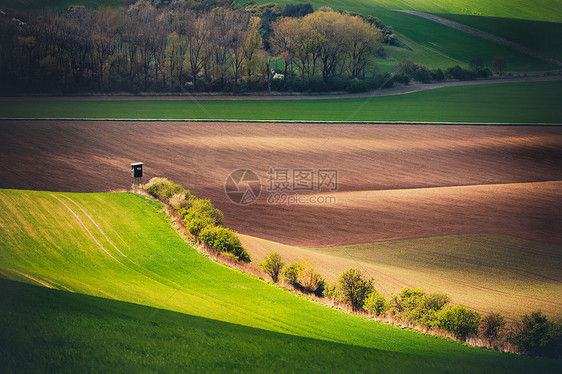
(50, 193), (181, 289)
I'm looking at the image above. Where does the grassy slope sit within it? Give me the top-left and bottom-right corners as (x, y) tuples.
(0, 189), (558, 372)
(370, 9), (556, 72)
(236, 0), (559, 71)
(240, 233), (562, 320)
(0, 279), (417, 373)
(434, 14), (562, 61)
(293, 0), (562, 22)
(1, 81), (561, 123)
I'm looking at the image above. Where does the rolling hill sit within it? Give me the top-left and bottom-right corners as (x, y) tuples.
(0, 188), (559, 371)
(240, 232), (562, 320)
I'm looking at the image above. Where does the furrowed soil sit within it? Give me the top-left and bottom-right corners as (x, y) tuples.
(1, 120), (560, 247)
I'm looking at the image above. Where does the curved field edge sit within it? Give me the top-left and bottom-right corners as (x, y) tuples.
(240, 233), (562, 320)
(2, 279), (559, 373)
(0, 81), (561, 123)
(0, 188), (557, 372)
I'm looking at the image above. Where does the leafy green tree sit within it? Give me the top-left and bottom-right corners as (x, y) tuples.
(363, 290), (388, 317)
(334, 268), (374, 311)
(185, 216), (214, 237)
(259, 252), (285, 283)
(283, 261), (304, 287)
(199, 226), (250, 262)
(512, 310), (562, 358)
(389, 288), (450, 328)
(437, 305), (481, 341)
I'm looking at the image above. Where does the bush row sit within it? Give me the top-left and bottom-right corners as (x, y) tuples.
(396, 59), (493, 84)
(259, 252), (561, 358)
(144, 177), (251, 262)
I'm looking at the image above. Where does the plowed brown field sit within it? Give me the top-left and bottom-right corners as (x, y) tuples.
(1, 120), (561, 246)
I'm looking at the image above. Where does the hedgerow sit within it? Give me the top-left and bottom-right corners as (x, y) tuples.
(145, 177), (250, 262)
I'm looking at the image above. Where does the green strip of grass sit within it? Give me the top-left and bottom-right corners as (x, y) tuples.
(435, 14), (562, 61)
(5, 278), (559, 373)
(0, 190), (559, 372)
(1, 81), (561, 123)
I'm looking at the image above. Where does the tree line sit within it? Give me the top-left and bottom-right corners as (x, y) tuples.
(143, 178), (559, 357)
(259, 252), (561, 358)
(0, 1), (389, 94)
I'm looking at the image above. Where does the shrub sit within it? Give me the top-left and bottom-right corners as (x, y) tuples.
(333, 268), (374, 311)
(184, 216), (215, 237)
(144, 177), (185, 202)
(145, 177), (173, 198)
(445, 66), (477, 81)
(199, 226), (251, 262)
(431, 68), (444, 82)
(259, 252), (285, 283)
(297, 261), (325, 296)
(392, 73), (410, 85)
(512, 311), (562, 358)
(283, 261), (304, 287)
(364, 290), (388, 317)
(180, 197), (224, 227)
(437, 305), (481, 341)
(479, 312), (506, 348)
(389, 288), (450, 328)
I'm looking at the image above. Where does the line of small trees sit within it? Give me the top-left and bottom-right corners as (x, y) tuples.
(393, 57), (508, 84)
(0, 1), (387, 94)
(145, 177), (251, 262)
(259, 252), (561, 358)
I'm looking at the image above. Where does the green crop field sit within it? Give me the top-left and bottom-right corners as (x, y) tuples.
(433, 14), (562, 61)
(269, 0), (562, 23)
(377, 10), (556, 72)
(1, 81), (561, 123)
(0, 189), (559, 371)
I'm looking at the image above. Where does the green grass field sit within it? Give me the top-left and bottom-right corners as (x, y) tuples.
(0, 189), (559, 371)
(1, 81), (560, 123)
(235, 0), (561, 71)
(276, 0), (562, 23)
(434, 14), (562, 61)
(372, 9), (557, 72)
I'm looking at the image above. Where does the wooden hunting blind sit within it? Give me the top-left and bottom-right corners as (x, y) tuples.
(131, 162), (143, 189)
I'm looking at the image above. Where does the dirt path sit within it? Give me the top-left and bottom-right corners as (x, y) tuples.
(397, 10), (562, 67)
(1, 75), (561, 102)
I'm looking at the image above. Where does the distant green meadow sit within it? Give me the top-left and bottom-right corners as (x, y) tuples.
(235, 0), (562, 71)
(0, 189), (559, 372)
(1, 81), (561, 123)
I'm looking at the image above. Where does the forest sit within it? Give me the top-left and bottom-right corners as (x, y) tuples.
(0, 1), (394, 93)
